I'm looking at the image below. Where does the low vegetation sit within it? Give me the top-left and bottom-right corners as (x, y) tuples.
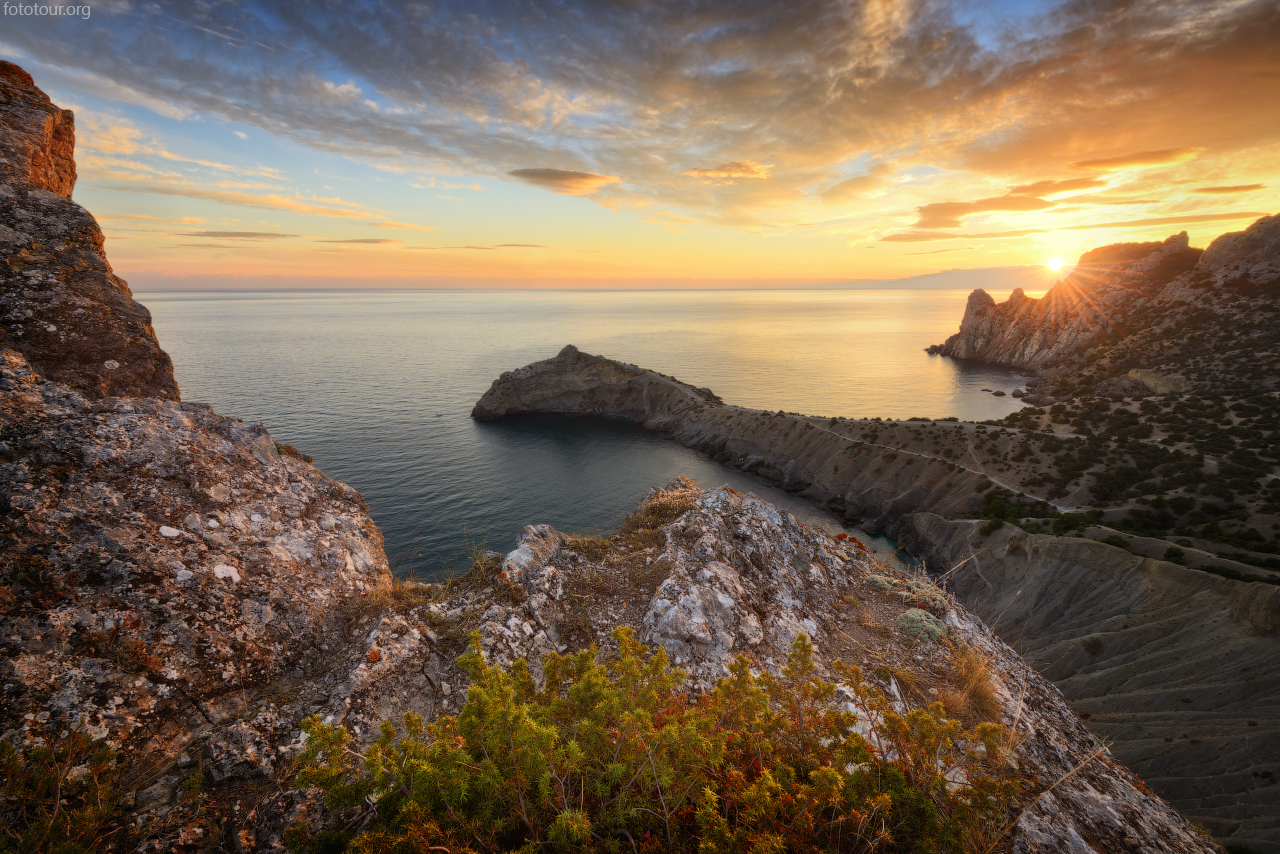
(290, 630), (1019, 854)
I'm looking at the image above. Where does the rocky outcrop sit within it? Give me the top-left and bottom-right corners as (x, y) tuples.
(900, 512), (1280, 853)
(929, 217), (1280, 395)
(338, 479), (1220, 854)
(927, 232), (1202, 372)
(474, 345), (990, 534)
(0, 61), (75, 197)
(0, 60), (178, 401)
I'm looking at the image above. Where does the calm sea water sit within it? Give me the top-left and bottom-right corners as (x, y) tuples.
(140, 289), (1031, 578)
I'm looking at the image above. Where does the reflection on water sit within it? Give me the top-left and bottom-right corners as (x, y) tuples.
(143, 289), (1029, 577)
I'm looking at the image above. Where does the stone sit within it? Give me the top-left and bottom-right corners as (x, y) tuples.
(159, 525), (180, 538)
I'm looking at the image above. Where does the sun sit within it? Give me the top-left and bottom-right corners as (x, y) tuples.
(1046, 256), (1065, 271)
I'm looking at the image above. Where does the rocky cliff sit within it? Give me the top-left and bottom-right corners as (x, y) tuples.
(0, 60), (178, 401)
(928, 218), (1280, 400)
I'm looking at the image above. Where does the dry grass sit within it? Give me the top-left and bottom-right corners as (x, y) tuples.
(939, 645), (1002, 724)
(615, 491), (696, 545)
(565, 534), (611, 561)
(626, 556), (675, 593)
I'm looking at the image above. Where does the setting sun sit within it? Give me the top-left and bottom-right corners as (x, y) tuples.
(1047, 256), (1065, 271)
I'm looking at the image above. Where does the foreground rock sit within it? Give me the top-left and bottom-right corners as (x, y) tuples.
(312, 479), (1221, 854)
(0, 60), (178, 401)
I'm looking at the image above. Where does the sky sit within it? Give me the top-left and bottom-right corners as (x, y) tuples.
(2, 0), (1277, 289)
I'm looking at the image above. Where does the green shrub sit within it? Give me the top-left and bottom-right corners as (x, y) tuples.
(293, 630), (1017, 854)
(978, 519), (1004, 536)
(0, 729), (127, 853)
(1100, 535), (1130, 549)
(1163, 547), (1186, 564)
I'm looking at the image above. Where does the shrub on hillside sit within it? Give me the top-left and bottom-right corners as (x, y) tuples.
(290, 630), (1018, 854)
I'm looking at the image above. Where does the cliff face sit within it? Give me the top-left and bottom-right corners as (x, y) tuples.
(900, 513), (1280, 852)
(0, 60), (178, 401)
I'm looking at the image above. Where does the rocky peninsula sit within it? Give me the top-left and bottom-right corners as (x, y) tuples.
(0, 61), (1235, 853)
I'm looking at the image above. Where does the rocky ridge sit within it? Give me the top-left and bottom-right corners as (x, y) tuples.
(901, 513), (1280, 851)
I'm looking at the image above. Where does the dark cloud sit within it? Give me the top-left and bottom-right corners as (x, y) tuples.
(507, 169), (620, 195)
(882, 210), (1267, 241)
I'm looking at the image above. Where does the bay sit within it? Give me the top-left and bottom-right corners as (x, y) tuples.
(140, 288), (1032, 578)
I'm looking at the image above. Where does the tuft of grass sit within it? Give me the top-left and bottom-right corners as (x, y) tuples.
(628, 556), (675, 593)
(939, 647), (1001, 724)
(616, 490), (696, 544)
(564, 535), (610, 562)
(275, 441), (313, 464)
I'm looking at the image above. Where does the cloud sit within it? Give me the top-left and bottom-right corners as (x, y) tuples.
(371, 221), (438, 231)
(820, 163), (894, 202)
(904, 246), (975, 255)
(913, 195), (1057, 229)
(233, 130), (248, 140)
(1194, 184), (1265, 194)
(882, 210), (1268, 241)
(683, 161), (773, 180)
(5, 0), (1279, 232)
(181, 231), (298, 239)
(1007, 178), (1107, 196)
(1071, 148), (1206, 172)
(882, 229), (1044, 243)
(507, 168), (621, 195)
(314, 238), (400, 244)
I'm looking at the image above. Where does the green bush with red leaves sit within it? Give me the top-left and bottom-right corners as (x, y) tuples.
(290, 630), (1019, 854)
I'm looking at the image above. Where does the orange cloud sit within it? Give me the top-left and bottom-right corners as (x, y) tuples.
(1071, 148), (1206, 171)
(882, 210), (1268, 242)
(1194, 184), (1265, 194)
(507, 168), (621, 195)
(913, 195), (1057, 229)
(1007, 178), (1107, 196)
(683, 161), (773, 180)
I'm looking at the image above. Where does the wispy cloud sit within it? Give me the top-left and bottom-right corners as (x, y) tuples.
(1071, 148), (1206, 172)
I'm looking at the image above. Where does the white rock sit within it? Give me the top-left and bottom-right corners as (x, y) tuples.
(175, 569), (193, 583)
(213, 564), (241, 583)
(103, 359), (119, 370)
(158, 525), (181, 538)
(207, 519), (220, 529)
(250, 514), (262, 522)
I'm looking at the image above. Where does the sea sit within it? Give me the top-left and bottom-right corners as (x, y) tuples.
(140, 288), (1034, 579)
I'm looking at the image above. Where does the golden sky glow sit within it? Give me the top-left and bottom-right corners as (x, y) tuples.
(2, 0), (1277, 288)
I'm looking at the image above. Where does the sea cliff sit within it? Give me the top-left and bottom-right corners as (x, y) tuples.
(927, 216), (1280, 398)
